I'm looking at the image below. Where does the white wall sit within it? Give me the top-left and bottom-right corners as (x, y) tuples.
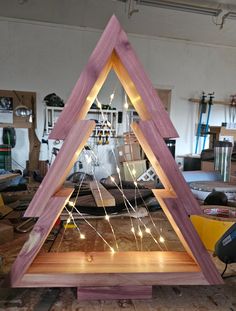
(0, 17), (236, 175)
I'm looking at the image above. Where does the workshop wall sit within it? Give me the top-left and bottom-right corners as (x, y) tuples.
(0, 17), (236, 174)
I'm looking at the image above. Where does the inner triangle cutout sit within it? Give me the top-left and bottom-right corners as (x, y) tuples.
(7, 15), (223, 288)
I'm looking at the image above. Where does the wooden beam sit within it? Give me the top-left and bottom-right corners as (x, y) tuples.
(24, 120), (95, 218)
(131, 120), (201, 215)
(49, 16), (120, 140)
(18, 251), (210, 287)
(189, 98), (229, 106)
(8, 187), (74, 287)
(90, 181), (115, 207)
(77, 286), (152, 300)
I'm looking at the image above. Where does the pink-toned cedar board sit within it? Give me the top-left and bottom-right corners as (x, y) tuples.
(113, 32), (178, 138)
(131, 120), (201, 216)
(9, 187), (74, 287)
(49, 15), (177, 141)
(77, 286), (152, 300)
(18, 251), (208, 287)
(19, 271), (207, 287)
(49, 16), (120, 141)
(155, 194), (223, 285)
(131, 120), (223, 284)
(24, 120), (95, 218)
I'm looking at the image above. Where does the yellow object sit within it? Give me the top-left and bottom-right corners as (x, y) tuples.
(191, 215), (235, 251)
(63, 223), (76, 229)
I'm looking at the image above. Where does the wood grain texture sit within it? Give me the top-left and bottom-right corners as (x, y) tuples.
(132, 120), (201, 216)
(49, 15), (120, 140)
(158, 196), (223, 285)
(9, 187), (74, 287)
(77, 286), (152, 300)
(131, 120), (223, 284)
(114, 30), (178, 139)
(17, 251), (209, 287)
(19, 271), (208, 287)
(90, 181), (115, 207)
(0, 173), (19, 182)
(24, 120), (95, 218)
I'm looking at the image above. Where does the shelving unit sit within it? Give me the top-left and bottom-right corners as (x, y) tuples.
(45, 106), (122, 138)
(45, 106), (63, 134)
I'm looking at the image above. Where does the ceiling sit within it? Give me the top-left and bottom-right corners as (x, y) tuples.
(1, 0), (236, 47)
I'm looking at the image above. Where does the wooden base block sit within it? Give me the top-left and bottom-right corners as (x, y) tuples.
(77, 286), (152, 300)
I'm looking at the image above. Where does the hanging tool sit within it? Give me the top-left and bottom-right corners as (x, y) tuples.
(97, 130), (103, 145)
(202, 92), (214, 151)
(229, 95), (236, 126)
(195, 92), (207, 154)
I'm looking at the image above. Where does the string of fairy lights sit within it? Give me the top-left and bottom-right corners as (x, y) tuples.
(56, 87), (168, 253)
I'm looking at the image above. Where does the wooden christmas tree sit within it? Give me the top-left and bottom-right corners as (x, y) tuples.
(7, 15), (223, 293)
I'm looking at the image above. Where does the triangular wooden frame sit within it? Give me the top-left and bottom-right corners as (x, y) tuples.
(7, 15), (223, 288)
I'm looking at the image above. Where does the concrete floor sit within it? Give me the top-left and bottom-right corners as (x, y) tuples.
(0, 209), (236, 310)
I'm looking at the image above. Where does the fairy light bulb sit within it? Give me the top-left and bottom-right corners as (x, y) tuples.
(116, 167), (120, 174)
(110, 247), (115, 254)
(132, 168), (136, 176)
(68, 201), (74, 207)
(138, 229), (143, 238)
(159, 236), (165, 243)
(80, 233), (85, 239)
(131, 226), (135, 233)
(133, 181), (138, 187)
(110, 176), (115, 182)
(124, 93), (129, 109)
(105, 214), (110, 221)
(85, 154), (92, 164)
(145, 227), (151, 234)
(106, 120), (111, 128)
(96, 99), (102, 109)
(110, 93), (114, 102)
(66, 217), (71, 224)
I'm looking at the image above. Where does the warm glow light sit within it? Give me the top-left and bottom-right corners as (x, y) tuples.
(110, 247), (115, 254)
(138, 230), (143, 238)
(66, 218), (71, 224)
(96, 99), (102, 109)
(133, 181), (138, 187)
(116, 167), (120, 174)
(85, 154), (92, 164)
(145, 228), (151, 234)
(124, 102), (129, 109)
(131, 227), (135, 233)
(80, 233), (85, 239)
(159, 236), (165, 243)
(68, 201), (74, 207)
(105, 215), (110, 221)
(132, 169), (136, 176)
(106, 120), (111, 128)
(110, 93), (114, 101)
(110, 176), (115, 182)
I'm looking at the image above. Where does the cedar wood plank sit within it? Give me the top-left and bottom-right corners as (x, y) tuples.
(90, 181), (115, 207)
(157, 196), (223, 284)
(114, 28), (178, 139)
(9, 187), (74, 287)
(49, 15), (120, 140)
(132, 120), (201, 216)
(19, 271), (207, 287)
(24, 120), (95, 218)
(132, 120), (223, 284)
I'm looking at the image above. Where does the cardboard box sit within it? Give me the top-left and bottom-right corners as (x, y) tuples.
(117, 143), (141, 162)
(121, 160), (147, 181)
(201, 161), (214, 171)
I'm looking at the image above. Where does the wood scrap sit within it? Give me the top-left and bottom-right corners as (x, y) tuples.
(90, 181), (115, 207)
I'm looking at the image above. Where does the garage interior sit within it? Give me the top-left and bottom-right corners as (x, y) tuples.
(0, 0), (236, 310)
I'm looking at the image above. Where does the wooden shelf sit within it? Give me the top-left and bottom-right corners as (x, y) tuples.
(18, 251), (208, 287)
